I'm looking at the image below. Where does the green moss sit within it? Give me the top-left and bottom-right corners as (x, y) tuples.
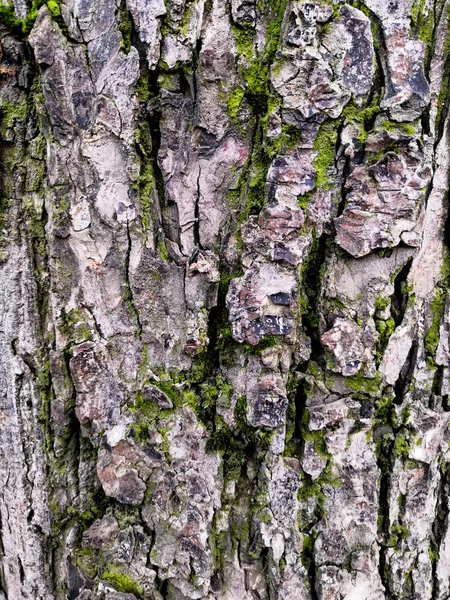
(381, 120), (417, 136)
(394, 434), (410, 459)
(0, 97), (29, 132)
(298, 233), (321, 328)
(429, 538), (439, 562)
(47, 0), (60, 17)
(0, 4), (22, 31)
(135, 68), (152, 103)
(297, 467), (333, 527)
(61, 307), (92, 343)
(270, 122), (301, 156)
(158, 239), (169, 261)
(366, 142), (404, 165)
(117, 0), (133, 53)
(297, 409), (342, 529)
(130, 422), (150, 443)
(312, 121), (337, 190)
(243, 335), (279, 354)
(133, 122), (157, 239)
(225, 0), (287, 226)
(102, 566), (144, 598)
(0, 0), (69, 33)
(72, 548), (101, 580)
(388, 524), (409, 547)
(375, 432), (395, 475)
(30, 134), (47, 160)
(435, 15), (450, 133)
(419, 5), (435, 59)
(206, 396), (273, 481)
(401, 406), (411, 424)
(188, 350), (209, 385)
(425, 288), (446, 360)
(226, 86), (246, 122)
(0, 2), (42, 33)
(340, 95), (381, 143)
(342, 102), (381, 128)
(376, 317), (395, 366)
(298, 190), (313, 210)
(154, 379), (181, 404)
(374, 296), (391, 313)
(300, 534), (316, 572)
(214, 322), (240, 367)
(231, 24), (254, 60)
(410, 0), (423, 27)
(199, 383), (219, 409)
(346, 370), (383, 397)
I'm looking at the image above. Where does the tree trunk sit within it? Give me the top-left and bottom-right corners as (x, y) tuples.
(0, 0), (449, 598)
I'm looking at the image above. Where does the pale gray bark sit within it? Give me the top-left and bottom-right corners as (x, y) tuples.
(0, 0), (449, 599)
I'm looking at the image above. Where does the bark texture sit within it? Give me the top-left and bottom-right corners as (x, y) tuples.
(0, 0), (449, 598)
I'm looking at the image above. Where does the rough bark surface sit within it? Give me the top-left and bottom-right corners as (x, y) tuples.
(0, 0), (449, 598)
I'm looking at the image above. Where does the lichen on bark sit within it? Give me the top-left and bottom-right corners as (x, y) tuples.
(0, 0), (449, 598)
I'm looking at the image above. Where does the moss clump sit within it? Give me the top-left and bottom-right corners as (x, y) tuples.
(297, 408), (341, 530)
(61, 307), (92, 343)
(0, 2), (43, 34)
(200, 379), (233, 410)
(225, 0), (288, 225)
(130, 422), (150, 443)
(381, 120), (417, 136)
(401, 405), (411, 424)
(265, 121), (301, 159)
(394, 434), (410, 459)
(135, 67), (152, 103)
(298, 233), (321, 327)
(72, 548), (101, 580)
(434, 16), (450, 133)
(375, 317), (395, 365)
(158, 239), (169, 261)
(375, 433), (395, 475)
(207, 396), (273, 481)
(410, 0), (423, 27)
(102, 566), (144, 598)
(342, 101), (381, 142)
(243, 335), (279, 354)
(301, 411), (331, 461)
(346, 370), (383, 397)
(133, 123), (158, 240)
(231, 24), (254, 60)
(312, 121), (337, 190)
(0, 0), (69, 33)
(117, 0), (133, 53)
(300, 534), (316, 571)
(418, 4), (435, 59)
(138, 163), (156, 236)
(227, 86), (246, 122)
(429, 538), (440, 562)
(47, 0), (60, 17)
(214, 322), (240, 368)
(425, 288), (446, 362)
(297, 461), (341, 528)
(374, 296), (391, 314)
(0, 5), (22, 31)
(387, 523), (409, 547)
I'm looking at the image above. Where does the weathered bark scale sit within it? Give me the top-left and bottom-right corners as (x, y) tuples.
(0, 0), (449, 598)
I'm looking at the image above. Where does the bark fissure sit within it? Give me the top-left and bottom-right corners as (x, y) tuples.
(0, 0), (450, 598)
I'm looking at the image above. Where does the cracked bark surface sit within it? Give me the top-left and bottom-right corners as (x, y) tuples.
(0, 0), (449, 598)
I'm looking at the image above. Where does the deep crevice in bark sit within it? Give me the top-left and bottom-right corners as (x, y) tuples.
(391, 256), (413, 327)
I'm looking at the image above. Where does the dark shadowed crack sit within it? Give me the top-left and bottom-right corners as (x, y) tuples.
(125, 220), (143, 337)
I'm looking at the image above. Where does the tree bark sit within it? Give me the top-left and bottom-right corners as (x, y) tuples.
(0, 0), (449, 598)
